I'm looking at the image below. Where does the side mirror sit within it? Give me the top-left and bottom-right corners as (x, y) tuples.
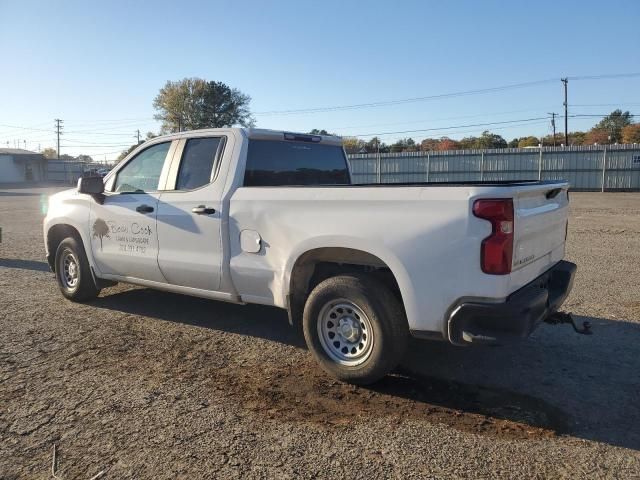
(78, 176), (105, 195)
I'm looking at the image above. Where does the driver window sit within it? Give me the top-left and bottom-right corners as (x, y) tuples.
(113, 142), (171, 193)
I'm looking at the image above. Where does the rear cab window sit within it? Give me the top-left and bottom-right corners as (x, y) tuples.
(175, 137), (224, 190)
(244, 140), (351, 186)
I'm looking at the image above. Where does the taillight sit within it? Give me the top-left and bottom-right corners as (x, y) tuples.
(473, 198), (514, 275)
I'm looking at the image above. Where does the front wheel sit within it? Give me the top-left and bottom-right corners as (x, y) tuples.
(302, 274), (409, 385)
(55, 237), (100, 301)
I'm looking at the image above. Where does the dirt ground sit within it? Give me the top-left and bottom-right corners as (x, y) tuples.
(1, 185), (639, 479)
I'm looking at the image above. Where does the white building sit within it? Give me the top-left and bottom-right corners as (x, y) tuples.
(0, 148), (46, 182)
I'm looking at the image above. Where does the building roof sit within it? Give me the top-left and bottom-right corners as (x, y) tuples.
(0, 148), (41, 156)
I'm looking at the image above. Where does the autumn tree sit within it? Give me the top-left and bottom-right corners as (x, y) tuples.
(437, 138), (461, 151)
(622, 124), (640, 144)
(342, 137), (366, 154)
(594, 110), (632, 143)
(584, 128), (609, 145)
(420, 138), (440, 151)
(153, 78), (254, 133)
(42, 147), (57, 159)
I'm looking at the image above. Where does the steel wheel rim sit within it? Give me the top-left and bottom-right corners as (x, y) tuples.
(317, 298), (374, 366)
(61, 250), (79, 290)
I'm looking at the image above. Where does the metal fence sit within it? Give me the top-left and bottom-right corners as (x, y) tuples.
(46, 161), (111, 183)
(348, 144), (640, 191)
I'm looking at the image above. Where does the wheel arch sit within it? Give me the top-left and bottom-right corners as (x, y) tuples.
(284, 240), (415, 329)
(46, 223), (87, 272)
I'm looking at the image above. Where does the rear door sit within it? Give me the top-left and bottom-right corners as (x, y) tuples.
(155, 135), (229, 291)
(90, 141), (176, 282)
(512, 183), (569, 272)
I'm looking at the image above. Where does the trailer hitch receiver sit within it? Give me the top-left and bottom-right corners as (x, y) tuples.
(545, 311), (592, 335)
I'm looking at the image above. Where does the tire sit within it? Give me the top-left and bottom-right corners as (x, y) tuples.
(54, 237), (100, 302)
(302, 274), (409, 385)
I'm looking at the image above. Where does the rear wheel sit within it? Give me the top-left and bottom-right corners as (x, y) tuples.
(55, 237), (100, 301)
(302, 274), (408, 385)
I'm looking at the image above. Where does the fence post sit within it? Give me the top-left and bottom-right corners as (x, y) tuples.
(601, 145), (607, 192)
(480, 151), (484, 181)
(376, 152), (381, 184)
(538, 145), (543, 181)
(426, 152), (430, 182)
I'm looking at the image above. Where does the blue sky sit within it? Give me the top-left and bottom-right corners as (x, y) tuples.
(1, 0), (639, 160)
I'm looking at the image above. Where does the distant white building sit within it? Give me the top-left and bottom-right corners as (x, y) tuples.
(0, 148), (46, 182)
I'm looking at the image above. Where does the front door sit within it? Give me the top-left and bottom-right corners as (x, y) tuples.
(156, 136), (227, 291)
(89, 141), (175, 283)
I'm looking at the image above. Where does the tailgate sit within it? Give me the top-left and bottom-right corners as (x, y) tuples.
(512, 183), (569, 271)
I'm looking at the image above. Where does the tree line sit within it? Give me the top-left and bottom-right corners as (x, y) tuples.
(335, 110), (640, 154)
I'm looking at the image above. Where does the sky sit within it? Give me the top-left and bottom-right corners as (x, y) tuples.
(1, 0), (639, 161)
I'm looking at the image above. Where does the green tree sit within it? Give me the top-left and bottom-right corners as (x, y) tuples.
(517, 136), (540, 148)
(569, 131), (586, 146)
(309, 129), (330, 135)
(476, 131), (507, 149)
(622, 124), (640, 144)
(153, 78), (254, 133)
(459, 131), (506, 149)
(594, 109), (632, 143)
(390, 138), (416, 152)
(365, 136), (387, 153)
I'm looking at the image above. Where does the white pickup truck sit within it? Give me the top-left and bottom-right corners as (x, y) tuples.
(44, 128), (579, 384)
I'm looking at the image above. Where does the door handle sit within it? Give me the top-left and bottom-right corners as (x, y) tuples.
(192, 205), (216, 215)
(136, 204), (154, 214)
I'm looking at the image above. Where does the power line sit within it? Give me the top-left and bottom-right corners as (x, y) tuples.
(330, 107), (558, 132)
(570, 102), (640, 107)
(254, 79), (559, 116)
(348, 116), (550, 138)
(254, 73), (640, 116)
(0, 123), (52, 132)
(568, 72), (640, 81)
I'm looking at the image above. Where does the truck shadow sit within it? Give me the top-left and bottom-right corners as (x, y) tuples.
(0, 258), (51, 271)
(92, 287), (640, 451)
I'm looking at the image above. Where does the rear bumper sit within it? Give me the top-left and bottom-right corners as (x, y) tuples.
(447, 260), (577, 345)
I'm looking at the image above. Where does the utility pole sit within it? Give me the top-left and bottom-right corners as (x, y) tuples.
(135, 129), (141, 144)
(561, 78), (568, 146)
(54, 119), (63, 160)
(548, 112), (557, 146)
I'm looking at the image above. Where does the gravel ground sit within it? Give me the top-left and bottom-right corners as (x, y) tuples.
(1, 185), (639, 479)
